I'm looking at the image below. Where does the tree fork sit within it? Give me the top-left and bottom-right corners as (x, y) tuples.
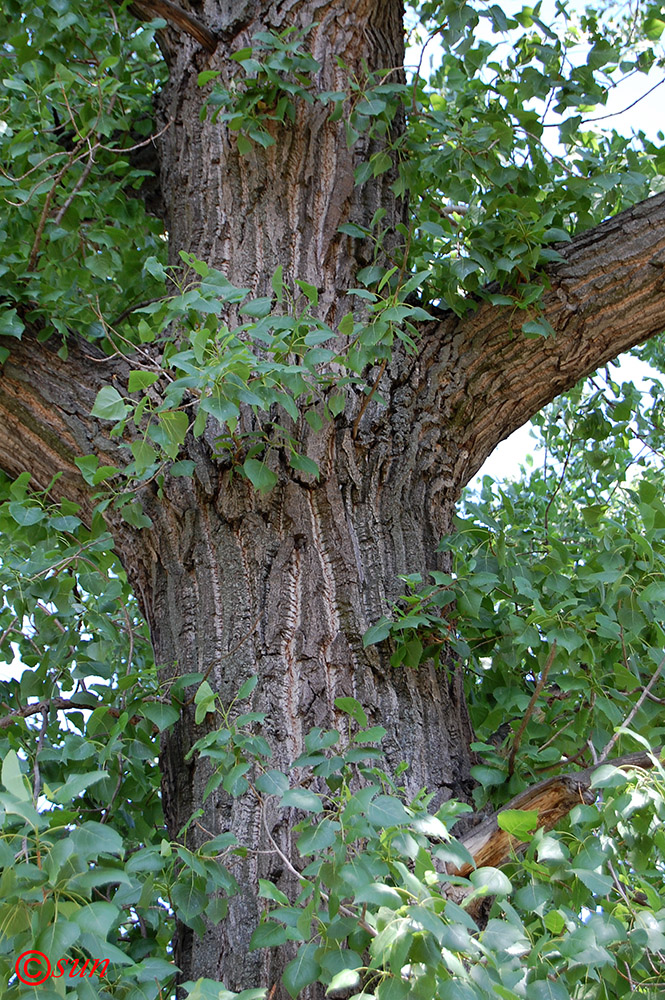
(4, 0), (665, 994)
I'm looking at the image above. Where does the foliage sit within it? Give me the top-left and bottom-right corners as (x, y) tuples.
(2, 0), (665, 998)
(198, 27), (322, 153)
(0, 0), (166, 352)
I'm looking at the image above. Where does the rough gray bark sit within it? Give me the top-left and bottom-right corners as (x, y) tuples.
(3, 0), (665, 996)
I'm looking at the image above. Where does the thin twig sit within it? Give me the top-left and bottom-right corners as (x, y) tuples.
(598, 651), (665, 764)
(0, 615), (19, 649)
(352, 358), (387, 440)
(97, 117), (173, 154)
(508, 641), (557, 777)
(53, 148), (97, 224)
(32, 706), (49, 805)
(0, 697), (149, 729)
(183, 611), (263, 707)
(27, 139), (88, 269)
(543, 436), (573, 540)
(101, 753), (124, 824)
(110, 297), (164, 328)
(257, 789), (377, 937)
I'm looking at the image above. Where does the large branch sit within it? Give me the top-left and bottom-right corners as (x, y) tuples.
(455, 749), (663, 875)
(414, 191), (665, 492)
(124, 0), (218, 53)
(0, 328), (129, 515)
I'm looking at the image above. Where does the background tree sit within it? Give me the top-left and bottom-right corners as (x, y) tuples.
(1, 1), (665, 998)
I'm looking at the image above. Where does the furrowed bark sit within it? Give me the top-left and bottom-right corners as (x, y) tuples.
(3, 1), (665, 996)
(0, 330), (129, 516)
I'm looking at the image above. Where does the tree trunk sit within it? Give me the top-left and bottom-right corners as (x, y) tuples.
(124, 429), (476, 992)
(4, 0), (665, 996)
(118, 2), (480, 992)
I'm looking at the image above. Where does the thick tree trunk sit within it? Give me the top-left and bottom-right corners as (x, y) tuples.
(4, 0), (665, 996)
(122, 2), (480, 992)
(124, 429), (476, 993)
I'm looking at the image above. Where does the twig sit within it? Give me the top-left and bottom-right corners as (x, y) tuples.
(580, 76), (665, 124)
(257, 790), (377, 937)
(352, 358), (387, 440)
(543, 436), (573, 540)
(0, 697), (148, 729)
(53, 149), (97, 224)
(32, 706), (49, 805)
(27, 139), (88, 269)
(507, 641), (557, 777)
(97, 117), (173, 154)
(0, 615), (19, 649)
(183, 611), (263, 707)
(101, 753), (124, 824)
(533, 744), (589, 773)
(110, 297), (164, 328)
(597, 651), (665, 764)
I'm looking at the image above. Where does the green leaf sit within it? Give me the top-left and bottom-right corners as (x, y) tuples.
(355, 883), (403, 909)
(326, 968), (361, 993)
(142, 701), (180, 731)
(131, 439), (158, 471)
(71, 901), (119, 939)
(283, 943), (321, 998)
(128, 370), (159, 392)
(121, 501), (153, 529)
(237, 675), (259, 700)
(0, 308), (24, 338)
(8, 501), (45, 526)
(241, 297), (273, 319)
(590, 765), (629, 789)
(52, 770), (108, 803)
(255, 770), (290, 796)
(297, 818), (338, 855)
(271, 265), (284, 302)
(280, 788), (323, 813)
(258, 879), (289, 905)
(571, 867), (612, 895)
(469, 867), (512, 896)
(497, 809), (539, 839)
(91, 385), (130, 421)
(243, 459), (278, 494)
(149, 409), (189, 459)
(250, 921), (301, 950)
(295, 280), (319, 307)
(290, 452), (320, 478)
(200, 392), (240, 426)
(363, 620), (391, 647)
(526, 981), (570, 1000)
(198, 69), (221, 86)
(2, 749), (30, 801)
(328, 394), (345, 416)
(171, 459), (197, 477)
(368, 795), (411, 827)
(522, 318), (556, 338)
(334, 696), (368, 726)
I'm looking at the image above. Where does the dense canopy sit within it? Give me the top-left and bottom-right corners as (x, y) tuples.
(1, 1), (665, 998)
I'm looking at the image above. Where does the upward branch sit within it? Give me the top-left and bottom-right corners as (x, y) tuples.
(413, 191), (665, 493)
(124, 0), (218, 52)
(0, 329), (129, 514)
